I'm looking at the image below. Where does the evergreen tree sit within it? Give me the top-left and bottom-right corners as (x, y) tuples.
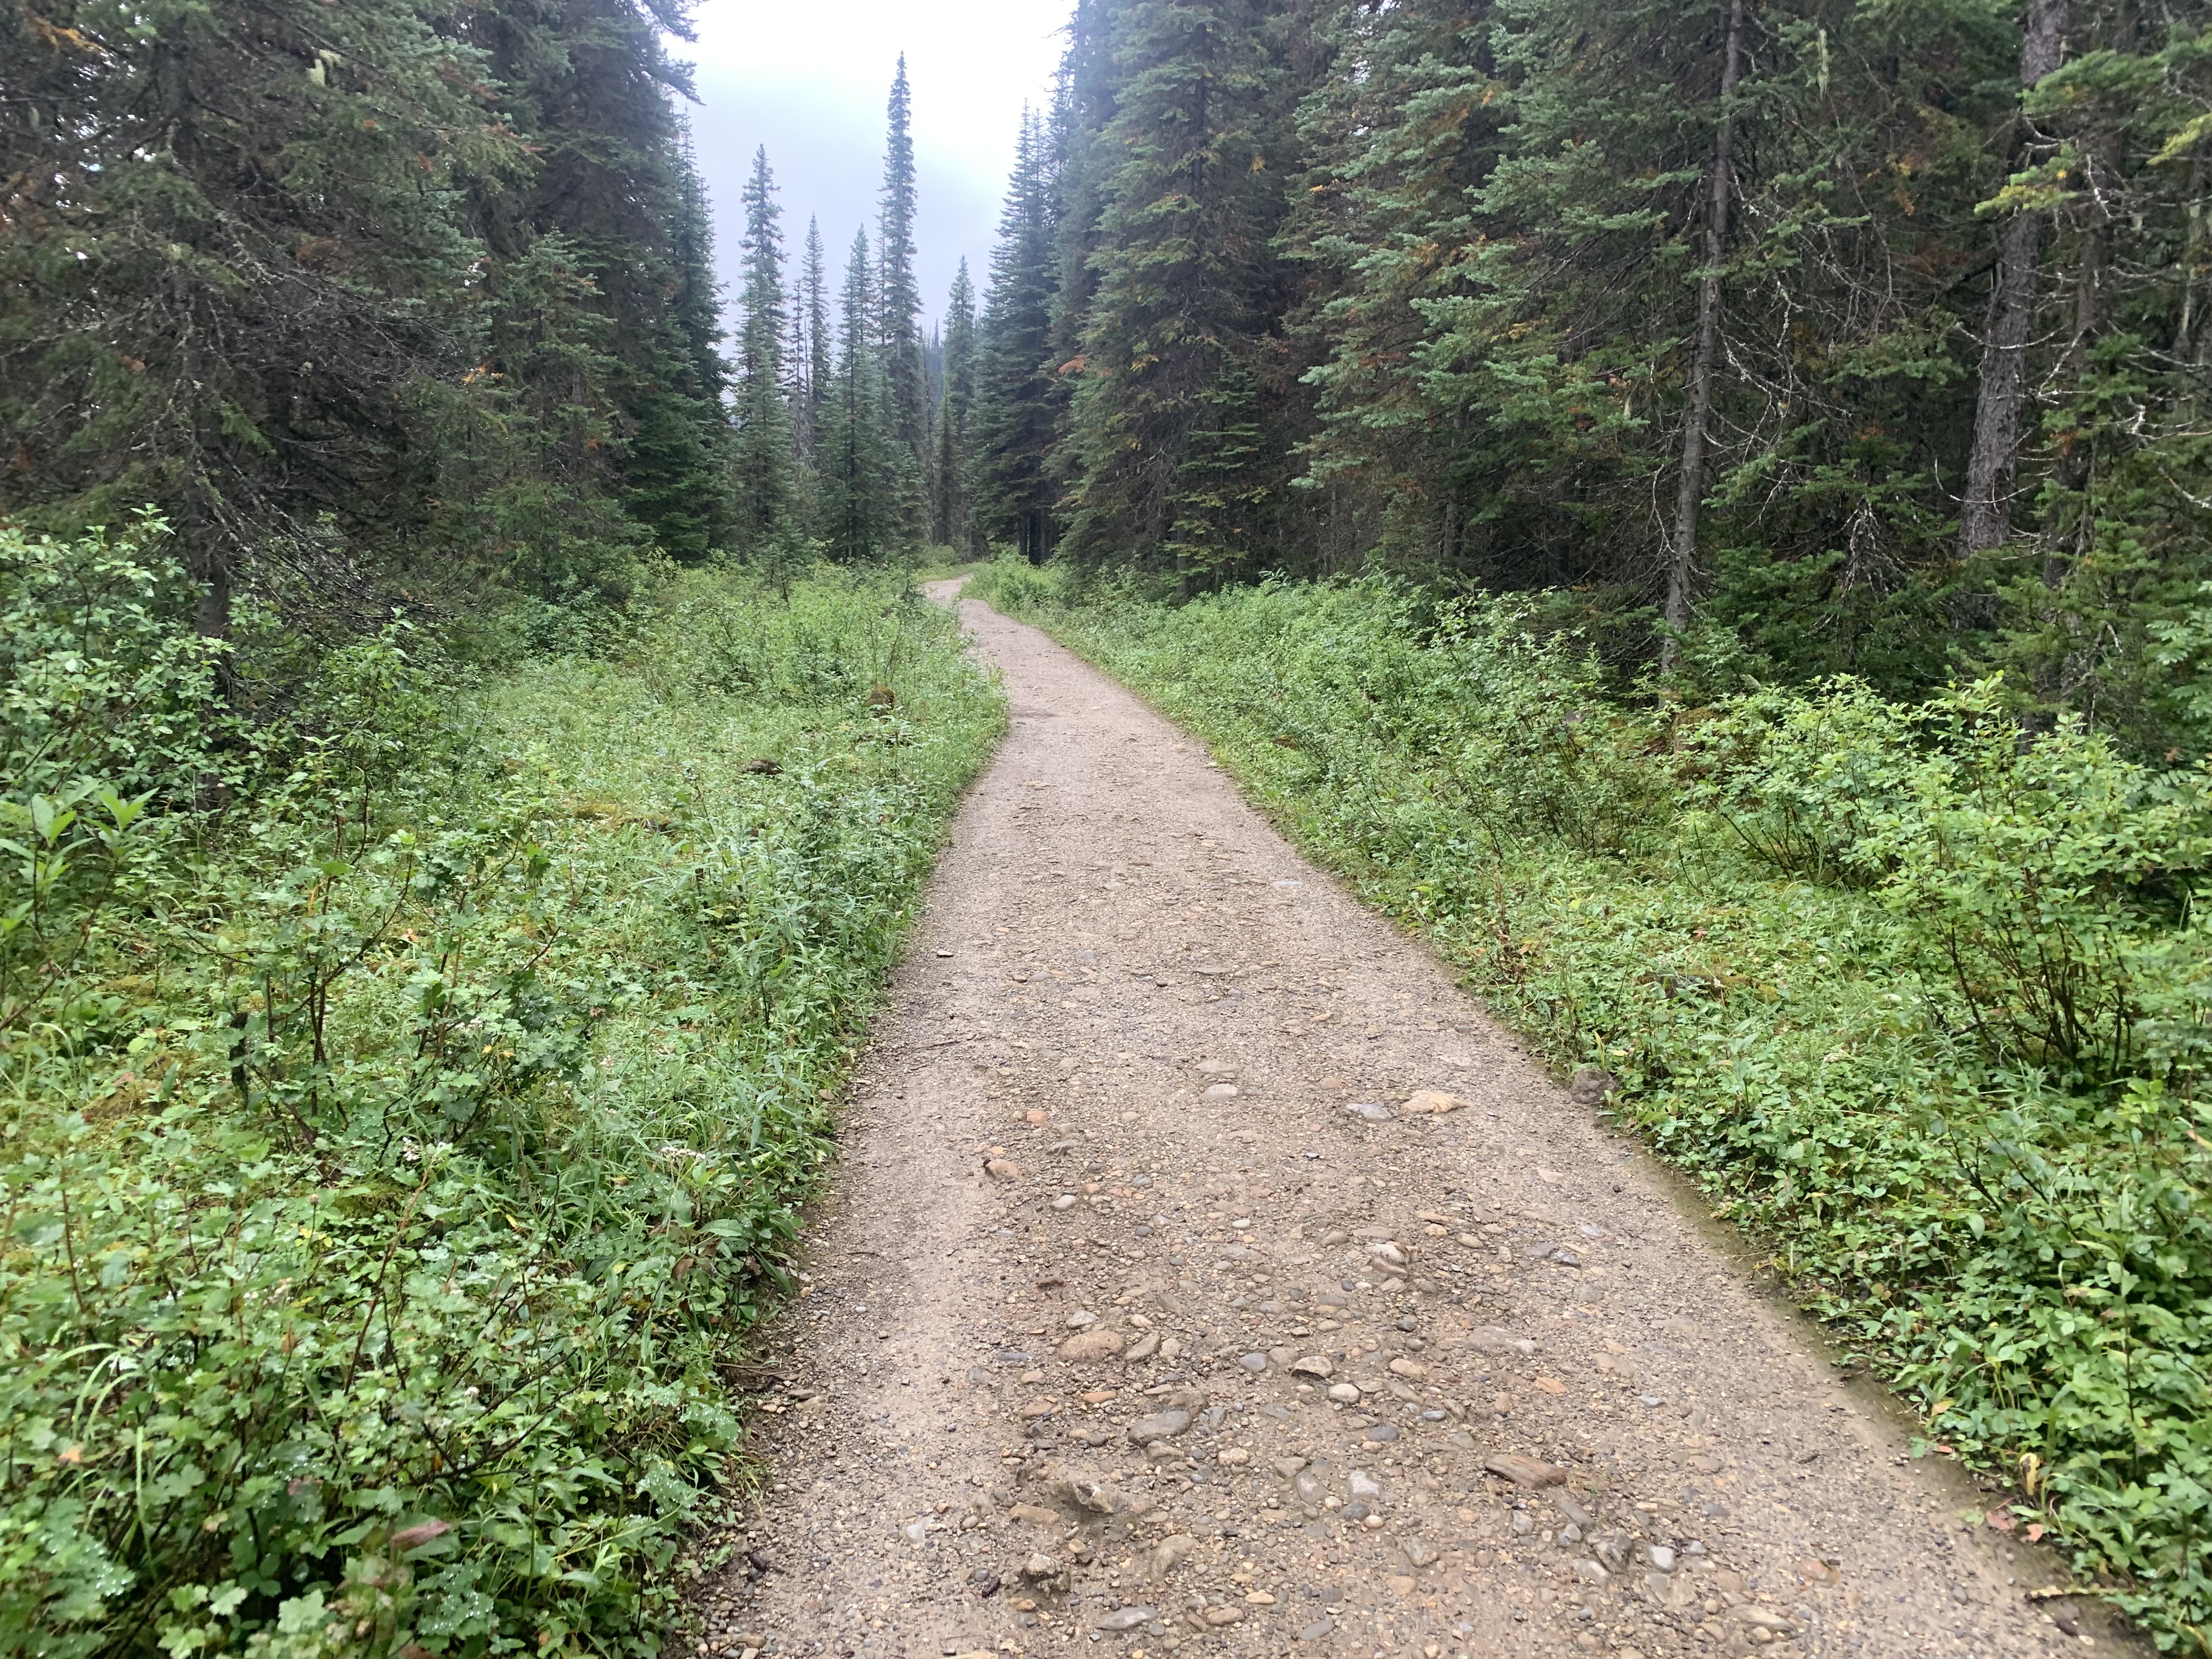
(790, 218), (831, 469)
(1045, 2), (1127, 469)
(934, 262), (981, 554)
(732, 147), (797, 554)
(875, 57), (929, 550)
(0, 0), (496, 633)
(821, 229), (890, 562)
(1283, 0), (1510, 577)
(1054, 0), (1290, 580)
(973, 109), (1065, 560)
(459, 0), (735, 565)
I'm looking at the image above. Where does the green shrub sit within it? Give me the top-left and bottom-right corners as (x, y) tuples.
(972, 556), (2212, 1652)
(2, 533), (1002, 1658)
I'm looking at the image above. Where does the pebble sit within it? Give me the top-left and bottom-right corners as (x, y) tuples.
(1239, 1352), (1268, 1373)
(1092, 1608), (1155, 1632)
(985, 1159), (1022, 1181)
(1149, 1534), (1198, 1578)
(1059, 1328), (1125, 1362)
(1344, 1102), (1394, 1123)
(1486, 1453), (1565, 1488)
(1290, 1355), (1334, 1378)
(1327, 1383), (1361, 1404)
(1650, 1545), (1677, 1572)
(1127, 1409), (1192, 1444)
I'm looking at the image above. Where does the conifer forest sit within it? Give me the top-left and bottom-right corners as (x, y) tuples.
(5, 0), (2212, 1656)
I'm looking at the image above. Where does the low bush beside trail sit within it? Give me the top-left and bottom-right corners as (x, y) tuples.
(1, 527), (1001, 1659)
(972, 557), (2212, 1652)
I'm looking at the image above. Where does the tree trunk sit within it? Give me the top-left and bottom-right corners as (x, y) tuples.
(1661, 0), (1747, 679)
(2045, 129), (2115, 589)
(1959, 0), (2070, 557)
(2178, 141), (2210, 380)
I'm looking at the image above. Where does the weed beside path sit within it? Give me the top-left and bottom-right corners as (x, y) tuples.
(972, 559), (2212, 1654)
(1, 544), (1001, 1658)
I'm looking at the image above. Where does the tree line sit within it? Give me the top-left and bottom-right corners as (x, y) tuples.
(964, 0), (2212, 751)
(728, 61), (990, 571)
(2, 2), (983, 655)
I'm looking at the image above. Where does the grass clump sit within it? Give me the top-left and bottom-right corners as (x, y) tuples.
(2, 525), (1001, 1658)
(972, 557), (2212, 1652)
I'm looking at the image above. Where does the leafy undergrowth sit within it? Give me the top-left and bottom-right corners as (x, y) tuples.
(2, 529), (1002, 1659)
(973, 557), (2212, 1652)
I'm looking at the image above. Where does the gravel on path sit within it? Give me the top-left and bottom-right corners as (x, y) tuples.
(690, 584), (2125, 1659)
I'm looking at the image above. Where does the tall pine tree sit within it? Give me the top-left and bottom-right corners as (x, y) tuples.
(822, 229), (890, 562)
(1054, 0), (1290, 580)
(732, 147), (797, 555)
(875, 57), (929, 551)
(934, 262), (981, 554)
(973, 109), (1065, 560)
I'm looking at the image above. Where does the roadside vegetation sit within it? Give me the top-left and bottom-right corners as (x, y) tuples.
(1, 524), (1000, 1658)
(973, 557), (2212, 1651)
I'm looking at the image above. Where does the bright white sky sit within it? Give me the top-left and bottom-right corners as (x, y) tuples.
(682, 0), (1069, 338)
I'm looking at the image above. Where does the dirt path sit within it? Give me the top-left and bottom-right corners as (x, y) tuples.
(694, 586), (2111, 1659)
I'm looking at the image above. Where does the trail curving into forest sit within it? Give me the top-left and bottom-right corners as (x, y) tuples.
(693, 584), (2117, 1659)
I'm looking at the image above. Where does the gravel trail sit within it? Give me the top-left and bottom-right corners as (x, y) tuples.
(695, 585), (2118, 1659)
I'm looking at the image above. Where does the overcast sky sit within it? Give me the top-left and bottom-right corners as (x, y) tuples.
(682, 1), (1069, 339)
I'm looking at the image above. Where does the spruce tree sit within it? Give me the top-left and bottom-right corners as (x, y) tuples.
(732, 148), (797, 556)
(0, 0), (493, 629)
(460, 0), (735, 565)
(876, 57), (930, 550)
(1054, 0), (1288, 580)
(934, 262), (981, 554)
(822, 229), (890, 562)
(1284, 0), (1510, 576)
(973, 110), (1065, 560)
(790, 218), (831, 469)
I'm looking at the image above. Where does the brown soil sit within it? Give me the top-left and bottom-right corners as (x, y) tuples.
(692, 584), (2123, 1659)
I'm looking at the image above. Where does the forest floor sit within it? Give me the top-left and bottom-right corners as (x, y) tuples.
(693, 583), (2128, 1659)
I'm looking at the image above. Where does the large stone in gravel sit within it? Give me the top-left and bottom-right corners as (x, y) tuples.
(1289, 1355), (1333, 1378)
(1344, 1102), (1395, 1123)
(1484, 1453), (1566, 1487)
(1466, 1328), (1538, 1357)
(1148, 1534), (1198, 1578)
(1402, 1090), (1462, 1115)
(985, 1159), (1023, 1181)
(1127, 1409), (1192, 1444)
(1092, 1608), (1156, 1632)
(1059, 1328), (1126, 1362)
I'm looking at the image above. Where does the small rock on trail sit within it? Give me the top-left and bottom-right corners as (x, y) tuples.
(687, 582), (2135, 1659)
